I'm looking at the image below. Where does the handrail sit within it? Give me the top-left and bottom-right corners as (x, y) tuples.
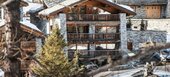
(67, 33), (120, 41)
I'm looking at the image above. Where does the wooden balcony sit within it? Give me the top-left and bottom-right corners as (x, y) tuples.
(67, 33), (120, 44)
(66, 14), (119, 21)
(68, 49), (121, 59)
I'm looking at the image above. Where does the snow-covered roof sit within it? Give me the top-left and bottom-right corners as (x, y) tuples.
(107, 0), (134, 12)
(39, 0), (136, 16)
(20, 19), (41, 32)
(23, 3), (43, 14)
(115, 4), (134, 12)
(0, 20), (5, 27)
(43, 0), (65, 7)
(0, 69), (4, 77)
(39, 0), (81, 15)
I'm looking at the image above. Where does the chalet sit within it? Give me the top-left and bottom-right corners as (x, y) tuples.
(0, 1), (44, 76)
(38, 0), (136, 59)
(115, 0), (169, 46)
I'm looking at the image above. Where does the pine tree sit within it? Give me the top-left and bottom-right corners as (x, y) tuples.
(71, 50), (85, 77)
(31, 28), (84, 77)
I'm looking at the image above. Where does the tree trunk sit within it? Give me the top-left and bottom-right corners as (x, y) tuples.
(3, 0), (21, 77)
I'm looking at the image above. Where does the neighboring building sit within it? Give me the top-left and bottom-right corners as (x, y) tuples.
(117, 0), (169, 19)
(0, 1), (44, 76)
(116, 0), (170, 43)
(38, 0), (136, 59)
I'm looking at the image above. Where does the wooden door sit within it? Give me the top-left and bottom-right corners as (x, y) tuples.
(145, 6), (161, 19)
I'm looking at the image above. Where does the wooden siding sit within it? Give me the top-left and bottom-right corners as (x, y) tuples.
(20, 41), (36, 52)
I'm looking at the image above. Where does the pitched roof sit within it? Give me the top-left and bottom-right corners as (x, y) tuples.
(0, 19), (44, 37)
(39, 0), (82, 16)
(23, 3), (44, 14)
(43, 0), (64, 7)
(39, 0), (136, 16)
(20, 20), (44, 37)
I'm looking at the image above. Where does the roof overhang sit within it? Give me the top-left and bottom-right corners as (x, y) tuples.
(0, 20), (44, 38)
(39, 0), (136, 17)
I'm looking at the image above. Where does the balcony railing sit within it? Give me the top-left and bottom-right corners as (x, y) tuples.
(67, 33), (120, 43)
(68, 49), (121, 58)
(66, 14), (119, 21)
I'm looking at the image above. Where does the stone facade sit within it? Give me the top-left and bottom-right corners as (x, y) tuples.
(120, 13), (128, 53)
(133, 6), (146, 19)
(59, 14), (67, 43)
(116, 0), (167, 5)
(166, 0), (170, 18)
(116, 0), (168, 19)
(130, 19), (170, 34)
(127, 31), (166, 50)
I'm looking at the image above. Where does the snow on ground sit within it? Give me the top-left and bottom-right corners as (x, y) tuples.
(94, 65), (170, 77)
(110, 68), (143, 77)
(154, 70), (170, 77)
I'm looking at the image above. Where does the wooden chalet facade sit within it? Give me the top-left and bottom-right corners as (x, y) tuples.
(0, 19), (43, 76)
(39, 0), (136, 59)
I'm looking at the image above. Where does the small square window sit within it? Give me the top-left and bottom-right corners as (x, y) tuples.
(134, 26), (138, 29)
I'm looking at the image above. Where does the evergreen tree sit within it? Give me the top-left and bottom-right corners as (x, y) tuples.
(31, 28), (84, 77)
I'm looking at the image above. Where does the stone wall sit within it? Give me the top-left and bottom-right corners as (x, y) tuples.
(133, 6), (146, 19)
(166, 0), (170, 18)
(120, 13), (128, 54)
(116, 0), (167, 5)
(130, 19), (170, 34)
(127, 30), (166, 50)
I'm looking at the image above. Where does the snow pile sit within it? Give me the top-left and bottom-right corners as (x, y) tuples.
(23, 3), (43, 14)
(20, 19), (41, 32)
